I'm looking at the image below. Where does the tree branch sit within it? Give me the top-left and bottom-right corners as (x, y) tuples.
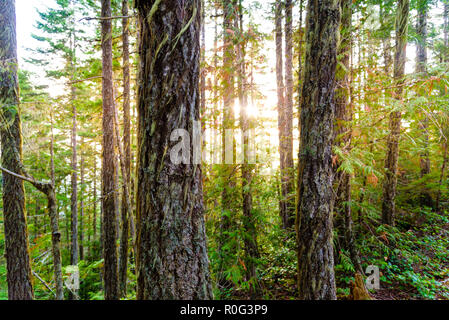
(32, 270), (56, 297)
(0, 166), (51, 193)
(67, 76), (103, 85)
(79, 15), (135, 22)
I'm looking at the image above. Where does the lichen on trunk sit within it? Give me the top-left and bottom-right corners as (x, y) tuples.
(135, 0), (213, 300)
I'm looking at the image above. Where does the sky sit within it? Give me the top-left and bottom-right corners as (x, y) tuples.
(13, 0), (444, 170)
(16, 0), (55, 67)
(16, 0), (62, 93)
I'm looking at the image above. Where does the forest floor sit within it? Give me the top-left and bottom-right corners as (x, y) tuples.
(0, 260), (7, 299)
(1, 209), (449, 300)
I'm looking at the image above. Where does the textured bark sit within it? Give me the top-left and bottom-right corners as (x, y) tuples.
(34, 200), (40, 239)
(334, 0), (361, 273)
(382, 0), (409, 226)
(416, 3), (431, 207)
(436, 143), (448, 213)
(101, 0), (119, 300)
(0, 0), (34, 300)
(93, 159), (97, 243)
(275, 0), (291, 229)
(200, 0), (206, 150)
(79, 138), (84, 261)
(135, 0), (213, 300)
(296, 0), (340, 300)
(297, 0), (304, 104)
(118, 0), (131, 298)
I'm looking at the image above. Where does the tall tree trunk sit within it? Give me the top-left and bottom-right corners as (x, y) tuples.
(275, 0), (288, 228)
(200, 0), (207, 156)
(282, 0), (295, 229)
(0, 0), (34, 300)
(436, 142), (448, 213)
(218, 0), (237, 290)
(118, 0), (131, 298)
(296, 0), (340, 300)
(79, 138), (84, 261)
(93, 158), (97, 244)
(49, 105), (63, 300)
(101, 0), (119, 300)
(416, 2), (432, 207)
(135, 0), (213, 300)
(381, 0), (409, 226)
(236, 0), (259, 296)
(334, 0), (362, 273)
(34, 200), (40, 240)
(445, 1), (448, 62)
(380, 3), (392, 75)
(212, 4), (220, 166)
(69, 0), (79, 299)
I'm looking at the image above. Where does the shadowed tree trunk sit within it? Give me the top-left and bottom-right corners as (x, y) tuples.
(296, 0), (340, 300)
(275, 0), (291, 229)
(118, 0), (131, 298)
(382, 0), (409, 226)
(282, 0), (295, 229)
(334, 0), (362, 273)
(69, 0), (79, 299)
(49, 105), (63, 300)
(79, 137), (84, 261)
(0, 0), (34, 300)
(380, 3), (392, 75)
(416, 1), (432, 208)
(218, 0), (237, 290)
(101, 0), (119, 300)
(93, 158), (97, 244)
(0, 107), (63, 300)
(236, 0), (259, 296)
(135, 0), (213, 300)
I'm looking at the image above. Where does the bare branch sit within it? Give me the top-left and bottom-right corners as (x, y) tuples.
(79, 15), (135, 22)
(32, 271), (56, 297)
(0, 166), (37, 184)
(68, 76), (103, 85)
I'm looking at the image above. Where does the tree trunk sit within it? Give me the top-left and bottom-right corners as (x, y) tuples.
(416, 2), (432, 207)
(79, 138), (84, 261)
(282, 0), (295, 229)
(118, 0), (131, 298)
(0, 0), (34, 300)
(50, 105), (63, 300)
(296, 0), (340, 300)
(237, 0), (259, 296)
(218, 0), (237, 290)
(381, 0), (409, 226)
(135, 0), (213, 300)
(333, 0), (362, 273)
(445, 2), (448, 62)
(101, 0), (119, 300)
(275, 0), (289, 229)
(380, 3), (392, 75)
(69, 5), (79, 298)
(34, 200), (40, 239)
